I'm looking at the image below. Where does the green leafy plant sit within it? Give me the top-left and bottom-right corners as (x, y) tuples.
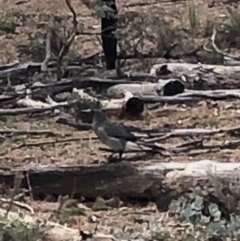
(0, 217), (47, 241)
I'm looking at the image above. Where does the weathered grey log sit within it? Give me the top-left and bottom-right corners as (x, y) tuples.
(224, 56), (240, 66)
(0, 62), (44, 78)
(3, 87), (240, 117)
(0, 61), (134, 90)
(29, 77), (134, 100)
(150, 63), (240, 76)
(107, 82), (159, 98)
(0, 62), (20, 71)
(140, 89), (240, 103)
(150, 63), (240, 89)
(107, 79), (184, 98)
(1, 160), (240, 212)
(73, 88), (145, 118)
(107, 79), (240, 102)
(0, 101), (73, 115)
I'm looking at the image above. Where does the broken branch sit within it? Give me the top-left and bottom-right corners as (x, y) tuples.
(41, 31), (52, 72)
(203, 27), (239, 60)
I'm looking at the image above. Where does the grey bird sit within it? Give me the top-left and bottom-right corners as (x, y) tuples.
(92, 109), (164, 160)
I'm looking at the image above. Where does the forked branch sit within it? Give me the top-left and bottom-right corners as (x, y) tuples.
(203, 27), (239, 60)
(56, 0), (79, 80)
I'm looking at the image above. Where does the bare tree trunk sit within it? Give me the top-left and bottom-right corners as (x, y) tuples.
(101, 0), (118, 70)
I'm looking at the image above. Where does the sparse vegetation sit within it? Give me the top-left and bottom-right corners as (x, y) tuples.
(1, 0), (240, 240)
(0, 216), (46, 241)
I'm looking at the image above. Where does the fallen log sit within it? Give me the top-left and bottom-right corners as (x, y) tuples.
(73, 88), (144, 118)
(140, 89), (240, 103)
(150, 63), (240, 89)
(0, 88), (144, 117)
(107, 79), (184, 98)
(0, 61), (134, 91)
(107, 80), (240, 102)
(29, 77), (134, 101)
(224, 56), (240, 66)
(5, 85), (240, 118)
(0, 101), (73, 116)
(1, 160), (240, 212)
(143, 125), (240, 140)
(150, 63), (240, 76)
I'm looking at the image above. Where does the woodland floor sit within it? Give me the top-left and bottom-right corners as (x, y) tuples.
(0, 0), (239, 240)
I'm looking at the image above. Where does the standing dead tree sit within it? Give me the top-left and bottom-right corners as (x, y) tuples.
(42, 0), (79, 80)
(56, 0), (79, 80)
(101, 0), (118, 70)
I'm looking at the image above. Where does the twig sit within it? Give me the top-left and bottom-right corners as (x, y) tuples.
(169, 139), (240, 154)
(163, 42), (178, 59)
(144, 128), (220, 142)
(171, 139), (204, 153)
(26, 172), (33, 201)
(163, 42), (201, 61)
(204, 139), (240, 150)
(0, 100), (76, 116)
(56, 195), (69, 217)
(56, 116), (93, 131)
(0, 128), (58, 136)
(41, 31), (52, 71)
(12, 137), (85, 149)
(0, 198), (34, 214)
(203, 27), (239, 59)
(99, 147), (168, 155)
(5, 172), (23, 218)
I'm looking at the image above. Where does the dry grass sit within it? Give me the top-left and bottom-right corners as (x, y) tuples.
(1, 99), (240, 239)
(1, 99), (240, 168)
(1, 0), (240, 239)
(0, 0), (237, 64)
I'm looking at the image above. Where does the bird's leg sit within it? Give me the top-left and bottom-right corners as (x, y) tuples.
(119, 151), (123, 161)
(108, 152), (115, 159)
(107, 151), (123, 163)
(108, 152), (120, 163)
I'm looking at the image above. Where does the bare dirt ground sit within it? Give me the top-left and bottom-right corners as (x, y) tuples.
(2, 101), (240, 168)
(0, 0), (240, 240)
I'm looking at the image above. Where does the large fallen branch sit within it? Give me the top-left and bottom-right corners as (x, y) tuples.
(143, 125), (240, 140)
(29, 77), (133, 100)
(150, 62), (240, 76)
(140, 89), (240, 103)
(0, 88), (143, 116)
(149, 62), (240, 89)
(0, 100), (73, 116)
(1, 160), (240, 212)
(107, 80), (240, 102)
(73, 88), (144, 116)
(107, 79), (185, 98)
(0, 128), (58, 136)
(4, 85), (240, 117)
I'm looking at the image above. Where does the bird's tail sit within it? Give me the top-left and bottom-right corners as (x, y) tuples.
(125, 140), (165, 153)
(138, 141), (166, 153)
